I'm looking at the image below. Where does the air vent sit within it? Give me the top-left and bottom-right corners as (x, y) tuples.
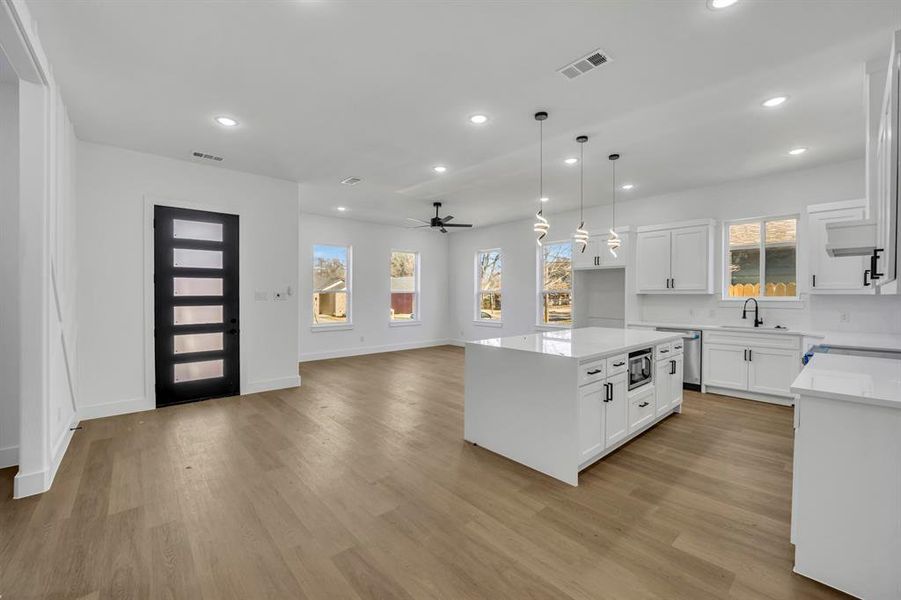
(341, 176), (363, 186)
(192, 151), (224, 162)
(558, 48), (611, 80)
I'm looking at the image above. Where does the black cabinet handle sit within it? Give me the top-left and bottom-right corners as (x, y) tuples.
(864, 269), (871, 287)
(671, 278), (675, 288)
(638, 402), (649, 408)
(670, 359), (676, 375)
(871, 248), (884, 279)
(748, 349), (752, 361)
(659, 349), (669, 354)
(812, 274), (816, 287)
(587, 368), (602, 375)
(613, 361), (625, 367)
(603, 382), (612, 402)
(743, 349), (748, 361)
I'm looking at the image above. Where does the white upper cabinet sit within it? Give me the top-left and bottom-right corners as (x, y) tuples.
(807, 200), (873, 293)
(635, 220), (715, 294)
(572, 229), (628, 270)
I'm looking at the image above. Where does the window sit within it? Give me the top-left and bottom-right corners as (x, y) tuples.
(390, 250), (419, 322)
(313, 244), (350, 326)
(538, 241), (573, 326)
(475, 249), (502, 322)
(725, 217), (798, 299)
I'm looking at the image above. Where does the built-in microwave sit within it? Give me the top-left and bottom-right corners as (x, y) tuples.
(628, 348), (653, 390)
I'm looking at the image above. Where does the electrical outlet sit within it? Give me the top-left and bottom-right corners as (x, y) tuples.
(839, 311), (850, 323)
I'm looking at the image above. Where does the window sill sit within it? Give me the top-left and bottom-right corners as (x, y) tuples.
(473, 320), (503, 328)
(535, 323), (572, 331)
(389, 320), (422, 327)
(311, 323), (353, 332)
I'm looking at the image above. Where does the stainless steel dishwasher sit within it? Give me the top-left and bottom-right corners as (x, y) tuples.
(656, 327), (702, 390)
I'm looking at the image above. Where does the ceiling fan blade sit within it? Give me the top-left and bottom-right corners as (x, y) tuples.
(442, 223), (473, 228)
(405, 224), (429, 229)
(406, 217), (429, 225)
(440, 226), (448, 233)
(442, 215), (454, 223)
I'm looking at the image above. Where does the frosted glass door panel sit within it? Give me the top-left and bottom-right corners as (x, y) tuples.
(173, 305), (223, 325)
(174, 277), (223, 296)
(174, 332), (224, 354)
(174, 359), (224, 383)
(173, 219), (223, 242)
(173, 248), (223, 269)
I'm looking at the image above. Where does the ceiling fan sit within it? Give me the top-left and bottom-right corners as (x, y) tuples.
(406, 202), (473, 233)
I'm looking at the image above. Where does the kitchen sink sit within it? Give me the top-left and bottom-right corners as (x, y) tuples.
(718, 325), (792, 332)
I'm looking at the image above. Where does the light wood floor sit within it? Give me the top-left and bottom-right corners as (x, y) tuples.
(2, 345), (848, 599)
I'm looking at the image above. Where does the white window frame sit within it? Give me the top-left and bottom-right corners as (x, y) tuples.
(389, 249), (421, 327)
(536, 240), (573, 329)
(474, 248), (503, 327)
(722, 214), (800, 302)
(311, 243), (353, 331)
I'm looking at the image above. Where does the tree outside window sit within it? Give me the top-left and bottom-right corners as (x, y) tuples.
(539, 242), (573, 325)
(476, 249), (502, 321)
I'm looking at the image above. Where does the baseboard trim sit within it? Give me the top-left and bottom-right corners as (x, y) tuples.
(244, 376), (301, 394)
(299, 339), (455, 362)
(79, 396), (154, 421)
(13, 414), (78, 499)
(448, 339), (466, 347)
(0, 445), (18, 469)
(704, 385), (794, 407)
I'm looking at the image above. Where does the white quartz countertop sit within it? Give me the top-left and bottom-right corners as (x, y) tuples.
(627, 320), (824, 338)
(468, 327), (681, 360)
(791, 353), (901, 409)
(816, 331), (901, 353)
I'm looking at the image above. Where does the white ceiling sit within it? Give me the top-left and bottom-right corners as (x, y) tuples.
(27, 0), (901, 227)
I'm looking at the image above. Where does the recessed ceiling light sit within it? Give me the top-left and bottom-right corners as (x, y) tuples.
(214, 116), (239, 127)
(540, 196), (550, 203)
(469, 114), (489, 125)
(707, 0), (738, 8)
(621, 184), (635, 190)
(788, 147), (808, 155)
(762, 96), (788, 108)
(432, 165), (447, 173)
(336, 206), (347, 212)
(564, 157), (579, 165)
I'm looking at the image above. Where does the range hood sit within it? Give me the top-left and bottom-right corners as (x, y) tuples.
(825, 219), (878, 257)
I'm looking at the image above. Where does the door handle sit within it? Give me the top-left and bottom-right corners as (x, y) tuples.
(670, 278), (675, 288)
(870, 248), (884, 279)
(812, 274), (816, 288)
(604, 382), (613, 402)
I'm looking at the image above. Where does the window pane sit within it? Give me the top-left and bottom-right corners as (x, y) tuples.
(173, 248), (223, 269)
(390, 251), (417, 292)
(542, 292), (572, 325)
(174, 332), (223, 354)
(173, 305), (223, 325)
(313, 245), (348, 291)
(313, 292), (347, 324)
(728, 222), (761, 297)
(729, 222), (761, 248)
(478, 292), (501, 320)
(173, 219), (223, 242)
(174, 359), (224, 383)
(764, 219), (797, 297)
(174, 277), (223, 296)
(391, 292), (416, 320)
(543, 243), (572, 291)
(478, 251), (502, 291)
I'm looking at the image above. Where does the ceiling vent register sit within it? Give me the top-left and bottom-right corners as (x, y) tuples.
(558, 49), (611, 80)
(341, 177), (363, 185)
(192, 151), (224, 162)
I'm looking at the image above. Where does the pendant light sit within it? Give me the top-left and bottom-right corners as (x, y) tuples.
(573, 135), (589, 253)
(533, 111), (549, 246)
(607, 153), (622, 257)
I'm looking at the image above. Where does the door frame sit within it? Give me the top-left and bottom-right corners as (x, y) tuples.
(142, 195), (247, 410)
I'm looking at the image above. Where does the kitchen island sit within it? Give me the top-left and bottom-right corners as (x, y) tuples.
(464, 327), (684, 485)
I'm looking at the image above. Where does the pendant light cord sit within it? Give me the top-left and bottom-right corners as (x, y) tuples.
(580, 142), (584, 221)
(611, 158), (616, 226)
(538, 119), (544, 215)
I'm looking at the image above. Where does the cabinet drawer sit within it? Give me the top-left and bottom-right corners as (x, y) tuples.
(655, 342), (672, 359)
(606, 354), (628, 375)
(703, 330), (801, 351)
(671, 339), (684, 355)
(629, 388), (656, 433)
(579, 359), (606, 386)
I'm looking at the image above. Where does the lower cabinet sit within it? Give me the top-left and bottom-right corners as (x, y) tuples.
(747, 347), (799, 396)
(655, 354), (684, 416)
(669, 354), (684, 409)
(578, 382), (605, 461)
(605, 372), (629, 447)
(629, 386), (656, 433)
(702, 331), (802, 400)
(704, 343), (749, 389)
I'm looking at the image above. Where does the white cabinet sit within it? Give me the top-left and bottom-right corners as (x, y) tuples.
(702, 331), (802, 402)
(604, 372), (629, 447)
(807, 200), (872, 293)
(578, 382), (605, 461)
(573, 230), (628, 270)
(655, 352), (684, 416)
(628, 386), (655, 433)
(635, 220), (715, 294)
(669, 354), (684, 409)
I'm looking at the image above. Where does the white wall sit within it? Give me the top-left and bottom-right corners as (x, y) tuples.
(298, 212), (451, 361)
(0, 82), (19, 468)
(449, 158), (901, 342)
(76, 142), (300, 419)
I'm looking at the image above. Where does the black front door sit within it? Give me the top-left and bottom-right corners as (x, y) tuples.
(154, 205), (239, 407)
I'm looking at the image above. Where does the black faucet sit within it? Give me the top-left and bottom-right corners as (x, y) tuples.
(742, 297), (763, 327)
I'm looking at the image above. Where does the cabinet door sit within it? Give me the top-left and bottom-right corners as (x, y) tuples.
(605, 372), (629, 447)
(654, 359), (671, 417)
(578, 382), (605, 460)
(635, 230), (671, 292)
(747, 346), (800, 398)
(670, 354), (684, 409)
(704, 343), (748, 390)
(809, 207), (869, 291)
(670, 226), (710, 291)
(572, 237), (598, 270)
(600, 232), (627, 268)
